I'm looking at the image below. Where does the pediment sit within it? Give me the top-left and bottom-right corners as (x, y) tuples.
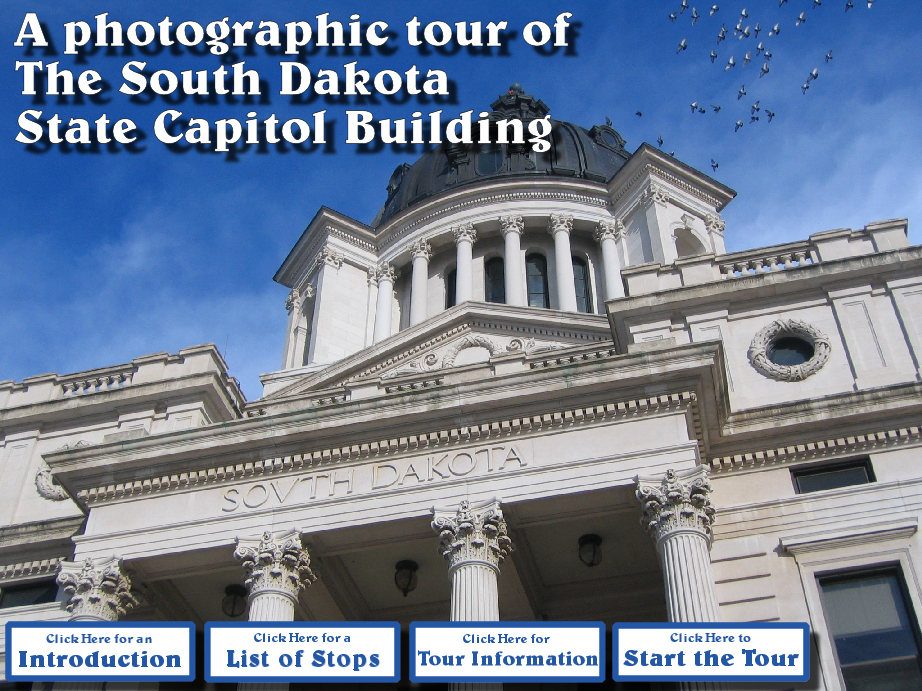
(260, 303), (613, 401)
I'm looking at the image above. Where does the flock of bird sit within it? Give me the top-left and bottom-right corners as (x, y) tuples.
(633, 0), (876, 170)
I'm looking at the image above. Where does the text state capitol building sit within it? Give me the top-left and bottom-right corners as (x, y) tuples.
(2, 86), (922, 691)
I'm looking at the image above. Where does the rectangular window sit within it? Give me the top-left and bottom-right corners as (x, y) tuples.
(0, 579), (58, 609)
(819, 568), (922, 690)
(792, 458), (874, 494)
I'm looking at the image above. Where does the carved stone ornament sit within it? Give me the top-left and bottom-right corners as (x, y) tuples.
(367, 265), (379, 286)
(635, 467), (716, 545)
(499, 215), (524, 236)
(35, 463), (68, 501)
(376, 262), (399, 284)
(441, 335), (499, 368)
(705, 214), (726, 236)
(747, 319), (832, 382)
(285, 289), (301, 312)
(410, 238), (432, 261)
(57, 557), (138, 621)
(548, 213), (574, 235)
(594, 219), (624, 243)
(432, 498), (514, 573)
(640, 183), (671, 208)
(319, 246), (344, 269)
(452, 222), (477, 245)
(234, 530), (317, 601)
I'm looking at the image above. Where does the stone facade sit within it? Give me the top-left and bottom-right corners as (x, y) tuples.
(1, 91), (921, 691)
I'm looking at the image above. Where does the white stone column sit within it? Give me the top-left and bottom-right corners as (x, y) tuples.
(595, 220), (626, 300)
(636, 467), (724, 691)
(235, 530), (317, 691)
(372, 263), (398, 343)
(500, 216), (525, 306)
(409, 239), (432, 326)
(56, 558), (138, 691)
(549, 214), (578, 311)
(364, 266), (378, 347)
(452, 223), (477, 304)
(433, 499), (512, 691)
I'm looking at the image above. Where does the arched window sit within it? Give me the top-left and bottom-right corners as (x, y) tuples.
(484, 257), (505, 304)
(572, 256), (593, 313)
(445, 269), (457, 308)
(526, 254), (550, 308)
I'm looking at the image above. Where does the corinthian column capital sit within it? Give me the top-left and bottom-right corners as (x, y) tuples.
(499, 215), (524, 237)
(411, 238), (432, 261)
(57, 557), (137, 621)
(376, 262), (399, 284)
(452, 222), (477, 245)
(234, 529), (317, 603)
(635, 467), (716, 545)
(548, 214), (574, 235)
(432, 498), (514, 574)
(595, 219), (624, 243)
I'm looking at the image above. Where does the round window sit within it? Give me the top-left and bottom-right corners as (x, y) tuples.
(747, 319), (832, 382)
(766, 336), (814, 366)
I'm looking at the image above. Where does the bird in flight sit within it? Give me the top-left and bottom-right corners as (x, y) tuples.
(657, 135), (664, 147)
(670, 12), (678, 21)
(711, 159), (719, 171)
(681, 0), (689, 13)
(751, 100), (761, 114)
(712, 104), (722, 113)
(802, 82), (810, 94)
(756, 41), (765, 55)
(769, 23), (781, 36)
(740, 7), (748, 18)
(764, 49), (773, 60)
(677, 38), (688, 53)
(717, 25), (727, 43)
(711, 49), (718, 62)
(813, 0), (822, 7)
(780, 0), (788, 5)
(738, 26), (751, 39)
(750, 115), (760, 123)
(691, 101), (699, 112)
(735, 120), (744, 131)
(808, 67), (820, 80)
(867, 0), (874, 7)
(710, 5), (720, 16)
(765, 110), (776, 122)
(760, 62), (770, 78)
(636, 110), (643, 116)
(738, 84), (747, 99)
(754, 23), (761, 37)
(845, 0), (853, 10)
(797, 12), (807, 25)
(692, 8), (701, 24)
(825, 50), (833, 62)
(726, 55), (736, 70)
(743, 51), (752, 66)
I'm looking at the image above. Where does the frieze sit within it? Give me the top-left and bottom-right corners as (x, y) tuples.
(220, 444), (527, 513)
(76, 391), (700, 506)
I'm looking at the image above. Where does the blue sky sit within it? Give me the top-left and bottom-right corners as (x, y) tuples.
(2, 0), (920, 400)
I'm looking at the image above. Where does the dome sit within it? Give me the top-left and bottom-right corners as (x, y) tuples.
(372, 85), (631, 227)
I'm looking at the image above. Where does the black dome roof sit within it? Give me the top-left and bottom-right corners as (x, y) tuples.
(372, 86), (630, 227)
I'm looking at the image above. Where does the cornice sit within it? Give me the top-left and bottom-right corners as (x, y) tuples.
(377, 184), (611, 251)
(709, 422), (922, 474)
(0, 557), (63, 584)
(76, 391), (701, 507)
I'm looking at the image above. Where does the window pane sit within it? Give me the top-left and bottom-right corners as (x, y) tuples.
(793, 461), (872, 494)
(0, 580), (58, 609)
(445, 269), (456, 308)
(484, 258), (505, 304)
(820, 571), (922, 691)
(526, 254), (549, 308)
(572, 256), (592, 313)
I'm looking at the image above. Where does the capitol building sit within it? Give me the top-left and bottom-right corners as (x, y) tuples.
(2, 85), (921, 691)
